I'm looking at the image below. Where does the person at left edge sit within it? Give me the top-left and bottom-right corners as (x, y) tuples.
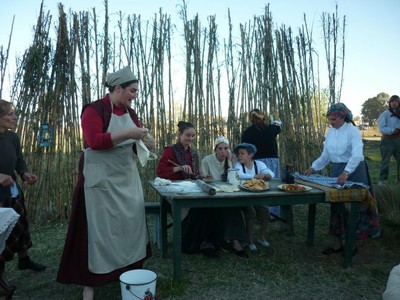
(0, 99), (46, 298)
(57, 67), (153, 300)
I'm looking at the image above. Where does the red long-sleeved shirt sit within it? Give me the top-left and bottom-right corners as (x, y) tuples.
(156, 146), (195, 180)
(81, 96), (131, 150)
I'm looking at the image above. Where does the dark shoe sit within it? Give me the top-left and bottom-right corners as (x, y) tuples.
(200, 241), (218, 258)
(342, 246), (358, 257)
(220, 241), (232, 253)
(321, 246), (344, 255)
(200, 248), (219, 258)
(18, 257), (46, 272)
(234, 249), (249, 258)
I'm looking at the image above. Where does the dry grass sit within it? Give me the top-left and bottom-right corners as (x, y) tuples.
(3, 136), (399, 299)
(3, 204), (399, 299)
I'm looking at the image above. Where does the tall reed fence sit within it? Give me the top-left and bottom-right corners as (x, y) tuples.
(1, 1), (345, 224)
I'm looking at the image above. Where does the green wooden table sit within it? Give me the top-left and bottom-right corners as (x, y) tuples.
(149, 179), (358, 279)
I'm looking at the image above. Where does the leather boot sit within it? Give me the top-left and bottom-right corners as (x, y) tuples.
(17, 256), (46, 271)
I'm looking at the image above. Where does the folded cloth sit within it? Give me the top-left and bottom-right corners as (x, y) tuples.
(292, 172), (369, 190)
(294, 176), (376, 209)
(10, 182), (19, 198)
(135, 139), (158, 167)
(153, 177), (172, 186)
(0, 208), (20, 253)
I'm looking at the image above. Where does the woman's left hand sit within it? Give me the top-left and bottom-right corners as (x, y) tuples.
(337, 172), (349, 185)
(142, 133), (155, 150)
(304, 168), (315, 176)
(23, 172), (38, 185)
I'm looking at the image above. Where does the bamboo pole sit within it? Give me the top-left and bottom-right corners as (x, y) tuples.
(1, 2), (346, 221)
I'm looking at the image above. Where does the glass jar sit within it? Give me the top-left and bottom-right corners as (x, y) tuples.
(282, 163), (295, 183)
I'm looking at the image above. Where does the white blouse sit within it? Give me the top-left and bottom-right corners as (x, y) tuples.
(200, 153), (232, 180)
(311, 122), (364, 174)
(234, 160), (275, 180)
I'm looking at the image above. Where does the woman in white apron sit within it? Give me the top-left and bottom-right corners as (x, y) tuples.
(57, 67), (154, 300)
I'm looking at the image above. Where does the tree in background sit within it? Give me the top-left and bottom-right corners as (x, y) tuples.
(361, 92), (389, 126)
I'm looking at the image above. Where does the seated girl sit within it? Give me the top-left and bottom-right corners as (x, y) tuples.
(157, 121), (222, 257)
(200, 137), (249, 258)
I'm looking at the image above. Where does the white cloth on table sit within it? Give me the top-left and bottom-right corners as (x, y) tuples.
(153, 177), (172, 186)
(0, 207), (20, 253)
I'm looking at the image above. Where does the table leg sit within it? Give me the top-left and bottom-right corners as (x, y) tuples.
(343, 202), (358, 268)
(280, 205), (294, 235)
(172, 200), (182, 279)
(307, 204), (316, 246)
(160, 198), (168, 258)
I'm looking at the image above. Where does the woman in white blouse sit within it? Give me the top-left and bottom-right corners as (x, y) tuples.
(304, 103), (380, 255)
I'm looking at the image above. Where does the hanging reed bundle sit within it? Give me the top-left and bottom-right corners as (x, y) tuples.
(2, 1), (345, 222)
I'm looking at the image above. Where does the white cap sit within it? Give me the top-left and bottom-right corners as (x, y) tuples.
(214, 136), (229, 147)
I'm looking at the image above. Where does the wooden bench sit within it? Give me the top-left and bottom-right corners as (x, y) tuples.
(145, 201), (160, 214)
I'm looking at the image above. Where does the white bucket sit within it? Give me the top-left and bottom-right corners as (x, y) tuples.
(119, 269), (157, 300)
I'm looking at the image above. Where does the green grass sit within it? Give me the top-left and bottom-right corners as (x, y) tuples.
(3, 135), (399, 299)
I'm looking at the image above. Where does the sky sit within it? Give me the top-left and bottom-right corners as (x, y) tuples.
(1, 0), (399, 117)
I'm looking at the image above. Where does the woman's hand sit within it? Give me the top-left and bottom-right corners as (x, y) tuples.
(132, 127), (149, 140)
(23, 172), (38, 185)
(304, 168), (315, 176)
(111, 127), (149, 146)
(0, 174), (14, 187)
(227, 149), (232, 160)
(337, 171), (349, 186)
(175, 165), (193, 174)
(141, 132), (155, 150)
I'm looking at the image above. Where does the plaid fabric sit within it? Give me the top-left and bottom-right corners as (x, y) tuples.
(0, 194), (33, 261)
(327, 189), (374, 204)
(293, 172), (369, 189)
(294, 178), (376, 209)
